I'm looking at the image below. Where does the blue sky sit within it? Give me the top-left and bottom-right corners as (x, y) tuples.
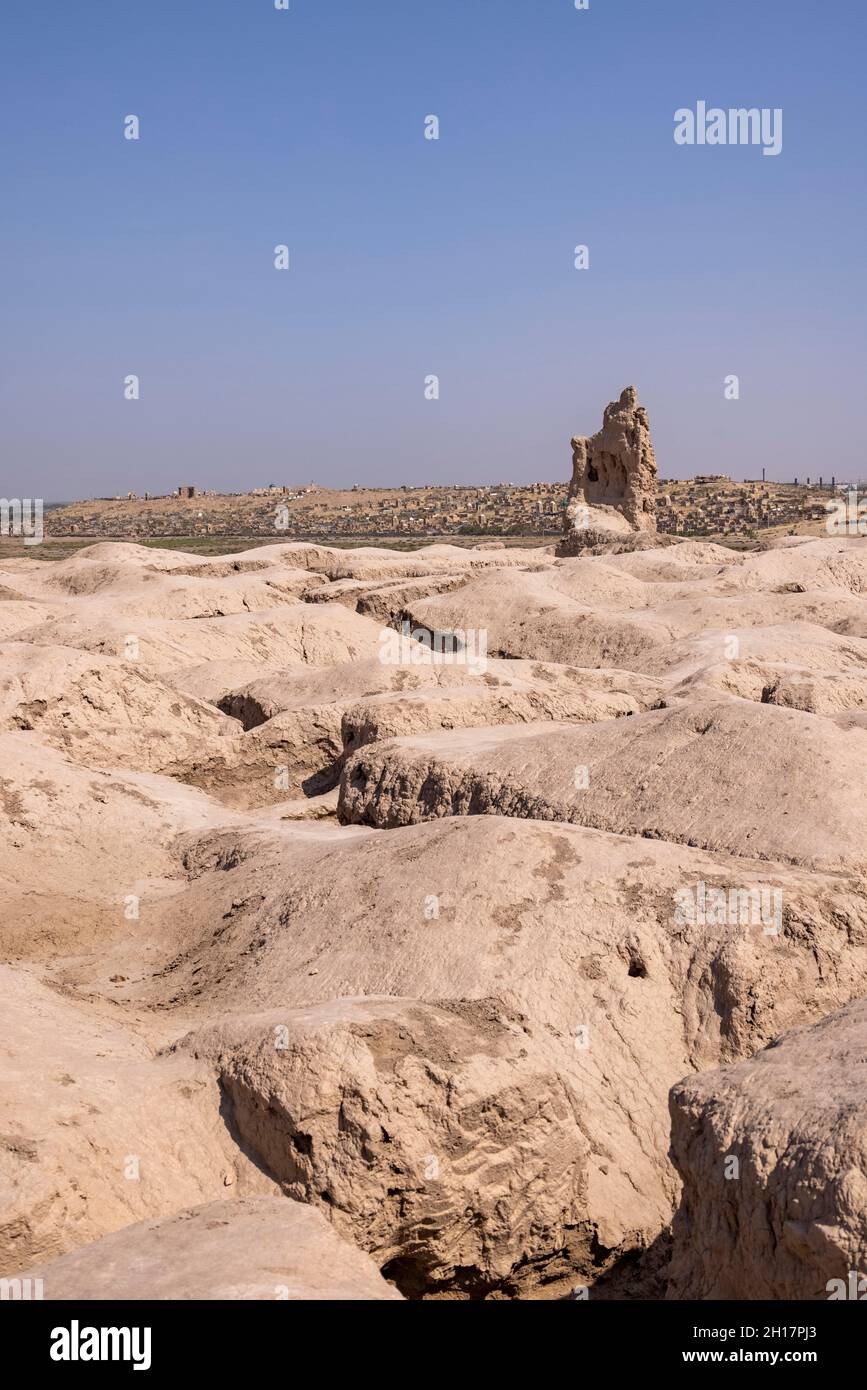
(2, 0), (865, 497)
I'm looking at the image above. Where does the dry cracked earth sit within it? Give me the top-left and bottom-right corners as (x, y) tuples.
(2, 533), (867, 1301)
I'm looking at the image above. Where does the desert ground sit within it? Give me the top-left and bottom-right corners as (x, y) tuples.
(2, 532), (867, 1300)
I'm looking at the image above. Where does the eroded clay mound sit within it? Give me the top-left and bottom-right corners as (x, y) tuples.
(221, 655), (660, 726)
(16, 1197), (402, 1301)
(0, 642), (239, 773)
(0, 733), (244, 957)
(187, 657), (663, 807)
(179, 997), (586, 1299)
(337, 698), (867, 872)
(14, 603), (387, 675)
(668, 1000), (867, 1300)
(402, 540), (867, 672)
(62, 813), (867, 1297)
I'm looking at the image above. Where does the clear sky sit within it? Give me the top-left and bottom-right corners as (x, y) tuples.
(2, 0), (865, 498)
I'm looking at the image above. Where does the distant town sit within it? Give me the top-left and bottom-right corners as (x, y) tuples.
(41, 475), (847, 545)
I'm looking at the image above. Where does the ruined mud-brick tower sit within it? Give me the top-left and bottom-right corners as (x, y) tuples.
(562, 386), (658, 548)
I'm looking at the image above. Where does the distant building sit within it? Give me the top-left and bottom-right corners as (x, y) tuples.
(178, 485), (197, 499)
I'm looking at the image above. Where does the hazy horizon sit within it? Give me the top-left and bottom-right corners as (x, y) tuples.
(3, 0), (865, 498)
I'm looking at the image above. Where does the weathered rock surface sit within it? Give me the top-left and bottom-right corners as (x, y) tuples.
(668, 1000), (867, 1300)
(338, 698), (867, 873)
(302, 572), (469, 624)
(84, 815), (867, 1063)
(220, 656), (661, 730)
(180, 997), (587, 1298)
(0, 642), (239, 774)
(15, 1197), (403, 1300)
(761, 669), (867, 715)
(184, 656), (662, 807)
